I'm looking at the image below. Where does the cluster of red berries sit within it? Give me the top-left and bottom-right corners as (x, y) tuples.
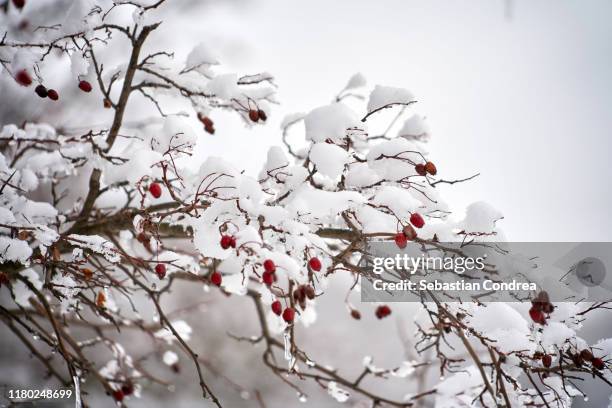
(220, 234), (237, 250)
(270, 300), (295, 323)
(148, 183), (162, 199)
(534, 349), (606, 371)
(112, 382), (134, 402)
(248, 109), (267, 123)
(34, 84), (59, 101)
(394, 214), (424, 249)
(528, 291), (554, 325)
(570, 349), (606, 370)
(293, 284), (315, 310)
(154, 262), (222, 287)
(16, 71), (91, 100)
(414, 161), (437, 176)
(261, 259), (277, 286)
(375, 305), (392, 319)
(197, 113), (215, 134)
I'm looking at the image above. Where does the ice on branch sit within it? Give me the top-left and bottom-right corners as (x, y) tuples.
(155, 320), (193, 345)
(391, 361), (417, 378)
(327, 381), (350, 403)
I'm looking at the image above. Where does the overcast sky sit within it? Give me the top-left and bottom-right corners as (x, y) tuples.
(161, 0), (612, 243)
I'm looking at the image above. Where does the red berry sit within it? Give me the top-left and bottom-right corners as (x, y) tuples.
(350, 309), (361, 320)
(402, 224), (417, 240)
(78, 80), (92, 93)
(263, 259), (276, 273)
(529, 306), (546, 325)
(15, 69), (32, 86)
(424, 161), (437, 176)
(394, 232), (407, 249)
(210, 271), (222, 286)
(248, 109), (260, 122)
(415, 163), (427, 176)
(262, 271), (275, 286)
(580, 349), (594, 362)
(542, 302), (554, 314)
(112, 389), (124, 402)
(308, 257), (322, 272)
(198, 113), (213, 128)
(592, 357), (605, 370)
(154, 263), (166, 279)
(220, 235), (233, 249)
(47, 89), (59, 101)
(204, 124), (215, 135)
(197, 114), (216, 135)
(571, 353), (584, 367)
(542, 354), (552, 368)
(410, 213), (425, 229)
(229, 236), (237, 248)
(12, 0), (25, 9)
(35, 84), (47, 98)
(375, 305), (392, 319)
(258, 109), (267, 122)
(271, 300), (282, 316)
(282, 307), (295, 323)
(121, 383), (134, 396)
(148, 182), (162, 198)
(304, 285), (315, 299)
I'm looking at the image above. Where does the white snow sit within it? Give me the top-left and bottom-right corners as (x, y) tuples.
(344, 72), (366, 90)
(367, 85), (415, 113)
(154, 320), (193, 345)
(327, 381), (350, 403)
(185, 43), (219, 73)
(398, 114), (429, 138)
(309, 143), (349, 179)
(162, 350), (179, 366)
(304, 104), (361, 142)
(0, 237), (32, 263)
